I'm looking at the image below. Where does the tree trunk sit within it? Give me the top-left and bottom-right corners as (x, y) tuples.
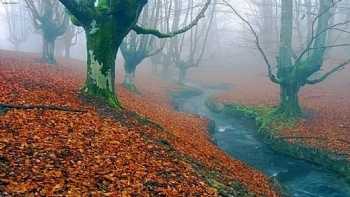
(47, 40), (56, 64)
(83, 24), (122, 108)
(42, 36), (56, 64)
(123, 61), (137, 92)
(42, 37), (48, 61)
(277, 84), (302, 117)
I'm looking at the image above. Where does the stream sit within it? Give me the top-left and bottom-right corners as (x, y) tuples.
(175, 84), (350, 197)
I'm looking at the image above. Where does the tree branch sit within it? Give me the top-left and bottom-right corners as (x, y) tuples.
(57, 0), (95, 26)
(306, 59), (350, 84)
(221, 0), (280, 84)
(0, 103), (87, 113)
(132, 0), (212, 38)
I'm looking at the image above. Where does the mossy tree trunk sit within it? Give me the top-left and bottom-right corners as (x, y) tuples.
(58, 0), (211, 108)
(83, 20), (125, 108)
(277, 83), (302, 117)
(276, 0), (295, 117)
(275, 0), (333, 118)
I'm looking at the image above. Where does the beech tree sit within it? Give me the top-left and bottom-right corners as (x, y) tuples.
(57, 0), (211, 108)
(56, 23), (83, 59)
(225, 0), (350, 118)
(25, 0), (69, 64)
(59, 23), (82, 59)
(120, 0), (166, 92)
(168, 0), (215, 84)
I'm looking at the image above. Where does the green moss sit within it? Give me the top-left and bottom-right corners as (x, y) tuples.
(83, 82), (121, 109)
(222, 104), (297, 133)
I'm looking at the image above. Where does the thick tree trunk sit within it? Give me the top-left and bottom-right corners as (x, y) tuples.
(47, 40), (56, 64)
(123, 61), (137, 92)
(277, 84), (302, 117)
(83, 24), (122, 108)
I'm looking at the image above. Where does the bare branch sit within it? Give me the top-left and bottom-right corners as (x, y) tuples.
(306, 59), (350, 84)
(132, 0), (212, 38)
(296, 20), (350, 64)
(221, 0), (280, 84)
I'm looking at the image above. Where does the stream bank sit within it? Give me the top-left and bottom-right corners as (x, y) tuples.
(171, 83), (350, 197)
(206, 98), (350, 184)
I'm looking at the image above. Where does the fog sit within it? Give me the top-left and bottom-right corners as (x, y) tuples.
(1, 0), (350, 196)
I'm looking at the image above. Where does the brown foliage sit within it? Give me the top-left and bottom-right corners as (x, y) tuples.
(0, 51), (277, 196)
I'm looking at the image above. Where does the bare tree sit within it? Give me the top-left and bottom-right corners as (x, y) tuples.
(25, 0), (69, 64)
(56, 23), (82, 59)
(57, 0), (212, 108)
(224, 0), (350, 118)
(120, 0), (166, 92)
(167, 0), (216, 84)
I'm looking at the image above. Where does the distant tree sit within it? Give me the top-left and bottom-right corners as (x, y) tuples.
(3, 1), (31, 51)
(167, 0), (216, 84)
(225, 0), (350, 118)
(25, 0), (69, 64)
(120, 0), (165, 92)
(57, 0), (211, 108)
(56, 23), (82, 59)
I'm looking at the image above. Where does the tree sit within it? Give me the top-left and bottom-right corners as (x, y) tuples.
(25, 0), (69, 64)
(120, 0), (165, 92)
(3, 1), (31, 51)
(56, 23), (82, 59)
(167, 0), (216, 84)
(57, 0), (211, 108)
(224, 0), (350, 118)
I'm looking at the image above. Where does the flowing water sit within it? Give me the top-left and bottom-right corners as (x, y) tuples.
(175, 85), (350, 197)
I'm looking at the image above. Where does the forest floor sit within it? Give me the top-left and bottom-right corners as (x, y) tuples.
(0, 50), (278, 196)
(190, 62), (350, 158)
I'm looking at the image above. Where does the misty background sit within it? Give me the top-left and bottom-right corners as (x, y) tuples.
(0, 0), (349, 81)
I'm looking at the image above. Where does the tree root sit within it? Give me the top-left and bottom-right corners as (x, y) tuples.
(0, 103), (87, 113)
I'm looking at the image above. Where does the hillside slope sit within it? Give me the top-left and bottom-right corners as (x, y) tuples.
(0, 51), (278, 196)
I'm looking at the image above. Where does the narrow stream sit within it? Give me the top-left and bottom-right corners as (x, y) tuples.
(175, 85), (350, 197)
